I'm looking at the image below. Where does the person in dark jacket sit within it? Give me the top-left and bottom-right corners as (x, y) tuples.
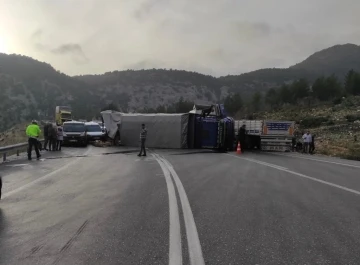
(43, 123), (50, 151)
(0, 176), (2, 200)
(309, 134), (315, 154)
(237, 125), (246, 152)
(48, 124), (57, 151)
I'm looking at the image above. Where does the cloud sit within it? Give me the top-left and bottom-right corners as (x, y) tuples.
(51, 44), (89, 64)
(31, 29), (43, 40)
(3, 0), (360, 75)
(134, 0), (166, 20)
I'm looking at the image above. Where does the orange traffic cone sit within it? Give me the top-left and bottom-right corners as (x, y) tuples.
(236, 142), (242, 155)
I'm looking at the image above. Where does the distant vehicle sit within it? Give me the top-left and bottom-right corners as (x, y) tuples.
(85, 122), (106, 142)
(55, 106), (72, 125)
(63, 121), (87, 146)
(234, 120), (295, 151)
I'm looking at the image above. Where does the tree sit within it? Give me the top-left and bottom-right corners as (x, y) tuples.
(265, 88), (279, 108)
(251, 91), (262, 112)
(344, 70), (360, 95)
(310, 75), (342, 101)
(101, 103), (119, 112)
(174, 97), (193, 113)
(224, 93), (243, 115)
(291, 78), (310, 101)
(325, 74), (343, 98)
(278, 84), (292, 104)
(312, 76), (327, 100)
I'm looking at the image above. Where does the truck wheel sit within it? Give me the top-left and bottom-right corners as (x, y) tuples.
(113, 132), (120, 146)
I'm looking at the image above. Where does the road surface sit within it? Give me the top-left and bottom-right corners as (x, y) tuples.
(1, 146), (360, 264)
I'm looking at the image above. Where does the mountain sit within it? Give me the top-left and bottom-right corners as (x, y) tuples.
(0, 43), (360, 132)
(291, 44), (360, 76)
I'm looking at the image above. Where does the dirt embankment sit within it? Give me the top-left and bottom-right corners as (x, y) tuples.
(258, 96), (360, 160)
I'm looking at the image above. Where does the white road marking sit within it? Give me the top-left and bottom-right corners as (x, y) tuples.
(270, 152), (360, 169)
(160, 156), (205, 265)
(6, 164), (30, 167)
(2, 147), (92, 199)
(152, 154), (182, 265)
(227, 154), (360, 196)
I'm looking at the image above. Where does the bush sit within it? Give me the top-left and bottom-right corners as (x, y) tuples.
(326, 120), (335, 126)
(332, 97), (342, 105)
(345, 114), (360, 122)
(300, 116), (329, 128)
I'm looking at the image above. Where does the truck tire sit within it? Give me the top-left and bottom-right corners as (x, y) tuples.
(113, 132), (120, 146)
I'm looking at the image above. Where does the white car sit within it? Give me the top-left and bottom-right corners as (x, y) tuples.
(85, 122), (106, 141)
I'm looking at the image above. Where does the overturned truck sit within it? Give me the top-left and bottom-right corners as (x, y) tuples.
(101, 104), (235, 151)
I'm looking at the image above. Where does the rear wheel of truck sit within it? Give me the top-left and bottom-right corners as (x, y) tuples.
(113, 132), (120, 146)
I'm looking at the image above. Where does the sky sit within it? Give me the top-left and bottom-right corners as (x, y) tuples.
(1, 0), (360, 77)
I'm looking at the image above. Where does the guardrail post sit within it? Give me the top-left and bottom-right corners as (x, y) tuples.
(17, 150), (20, 156)
(3, 152), (6, 162)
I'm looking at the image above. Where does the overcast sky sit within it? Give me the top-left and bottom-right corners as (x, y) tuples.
(1, 0), (359, 76)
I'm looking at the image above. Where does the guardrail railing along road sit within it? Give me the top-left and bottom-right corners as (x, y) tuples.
(0, 140), (44, 162)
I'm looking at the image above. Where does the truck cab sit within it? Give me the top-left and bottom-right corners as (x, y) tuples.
(189, 104), (234, 151)
(56, 106), (72, 125)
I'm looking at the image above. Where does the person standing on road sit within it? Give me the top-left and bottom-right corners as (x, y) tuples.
(307, 131), (312, 154)
(26, 120), (41, 160)
(138, 124), (147, 157)
(0, 176), (2, 200)
(56, 124), (64, 151)
(48, 123), (57, 151)
(43, 123), (50, 151)
(237, 124), (246, 153)
(302, 132), (308, 153)
(309, 134), (315, 154)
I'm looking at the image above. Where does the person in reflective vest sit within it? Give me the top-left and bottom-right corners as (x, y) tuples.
(26, 120), (41, 160)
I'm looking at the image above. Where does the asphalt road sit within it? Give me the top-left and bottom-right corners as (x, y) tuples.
(1, 146), (360, 265)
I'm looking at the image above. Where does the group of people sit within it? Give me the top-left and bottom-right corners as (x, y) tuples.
(26, 121), (64, 161)
(43, 123), (64, 152)
(302, 131), (315, 154)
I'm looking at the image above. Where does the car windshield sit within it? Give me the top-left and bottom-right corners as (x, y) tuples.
(86, 124), (102, 132)
(63, 123), (85, 132)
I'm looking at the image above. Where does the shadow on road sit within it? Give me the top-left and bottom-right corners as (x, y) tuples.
(40, 150), (140, 161)
(0, 208), (7, 245)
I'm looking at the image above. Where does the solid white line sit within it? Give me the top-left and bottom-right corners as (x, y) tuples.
(2, 147), (92, 199)
(270, 152), (360, 169)
(160, 157), (205, 265)
(152, 154), (182, 265)
(227, 154), (360, 196)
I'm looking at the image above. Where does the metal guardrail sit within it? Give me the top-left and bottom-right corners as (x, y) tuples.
(0, 139), (44, 162)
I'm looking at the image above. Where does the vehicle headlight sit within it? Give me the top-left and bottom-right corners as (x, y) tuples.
(63, 132), (67, 137)
(80, 132), (86, 137)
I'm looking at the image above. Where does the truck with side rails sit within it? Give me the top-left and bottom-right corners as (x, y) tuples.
(234, 120), (295, 151)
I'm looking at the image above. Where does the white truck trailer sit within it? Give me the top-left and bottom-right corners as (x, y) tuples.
(235, 120), (295, 151)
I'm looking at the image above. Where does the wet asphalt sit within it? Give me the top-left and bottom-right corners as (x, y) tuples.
(1, 146), (360, 265)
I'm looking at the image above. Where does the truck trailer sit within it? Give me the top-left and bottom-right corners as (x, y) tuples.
(235, 120), (295, 151)
(101, 104), (235, 151)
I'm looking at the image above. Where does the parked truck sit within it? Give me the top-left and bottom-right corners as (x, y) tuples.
(55, 106), (72, 125)
(235, 120), (295, 151)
